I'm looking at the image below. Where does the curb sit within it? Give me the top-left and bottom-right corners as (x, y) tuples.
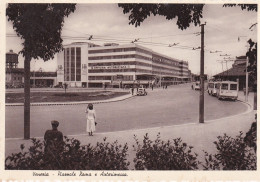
(5, 94), (135, 106)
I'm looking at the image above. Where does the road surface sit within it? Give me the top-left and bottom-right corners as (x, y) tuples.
(5, 84), (247, 138)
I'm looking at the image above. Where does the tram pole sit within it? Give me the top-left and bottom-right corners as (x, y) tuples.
(199, 23), (206, 123)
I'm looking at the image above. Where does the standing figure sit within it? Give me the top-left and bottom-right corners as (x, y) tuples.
(131, 87), (134, 95)
(44, 120), (64, 155)
(85, 103), (96, 136)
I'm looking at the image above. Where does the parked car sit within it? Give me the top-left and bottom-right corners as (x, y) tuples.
(193, 81), (200, 90)
(137, 85), (148, 96)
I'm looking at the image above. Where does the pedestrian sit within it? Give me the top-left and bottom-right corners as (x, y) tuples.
(44, 120), (64, 154)
(151, 84), (153, 90)
(85, 103), (96, 136)
(166, 85), (168, 89)
(131, 87), (134, 95)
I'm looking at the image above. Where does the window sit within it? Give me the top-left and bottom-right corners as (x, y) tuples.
(221, 83), (228, 90)
(230, 84), (237, 90)
(76, 47), (81, 81)
(71, 47), (75, 81)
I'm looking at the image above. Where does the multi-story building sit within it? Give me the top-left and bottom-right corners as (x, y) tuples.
(57, 42), (191, 88)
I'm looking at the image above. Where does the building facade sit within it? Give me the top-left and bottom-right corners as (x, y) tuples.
(57, 42), (191, 88)
(213, 56), (249, 91)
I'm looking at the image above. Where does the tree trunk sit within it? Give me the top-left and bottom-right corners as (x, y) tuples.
(24, 54), (31, 139)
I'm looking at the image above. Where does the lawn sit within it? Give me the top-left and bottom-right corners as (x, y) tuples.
(5, 91), (129, 103)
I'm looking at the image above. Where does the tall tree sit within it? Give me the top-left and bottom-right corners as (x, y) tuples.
(6, 4), (76, 139)
(118, 4), (205, 30)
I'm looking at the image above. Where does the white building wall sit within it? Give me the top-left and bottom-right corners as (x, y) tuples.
(56, 42), (191, 87)
(81, 44), (89, 83)
(57, 50), (64, 83)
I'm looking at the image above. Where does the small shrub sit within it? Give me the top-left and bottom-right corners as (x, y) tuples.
(5, 136), (129, 170)
(133, 133), (200, 170)
(5, 138), (45, 170)
(82, 137), (130, 170)
(203, 132), (256, 170)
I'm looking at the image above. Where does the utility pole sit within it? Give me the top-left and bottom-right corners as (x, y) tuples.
(246, 55), (249, 102)
(199, 23), (206, 123)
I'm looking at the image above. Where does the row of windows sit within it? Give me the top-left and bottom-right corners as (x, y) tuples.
(89, 55), (183, 71)
(153, 55), (179, 66)
(88, 47), (136, 54)
(88, 53), (187, 70)
(89, 68), (152, 74)
(88, 54), (152, 62)
(89, 67), (181, 76)
(88, 61), (184, 74)
(152, 65), (179, 73)
(152, 59), (179, 67)
(88, 47), (152, 56)
(64, 47), (81, 81)
(215, 83), (237, 90)
(152, 70), (180, 76)
(89, 61), (152, 68)
(88, 75), (134, 81)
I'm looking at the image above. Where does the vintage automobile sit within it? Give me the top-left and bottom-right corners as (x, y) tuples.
(137, 85), (148, 96)
(192, 81), (200, 90)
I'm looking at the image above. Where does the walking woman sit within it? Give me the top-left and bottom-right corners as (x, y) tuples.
(85, 103), (96, 136)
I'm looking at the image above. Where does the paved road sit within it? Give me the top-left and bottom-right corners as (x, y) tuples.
(5, 84), (248, 138)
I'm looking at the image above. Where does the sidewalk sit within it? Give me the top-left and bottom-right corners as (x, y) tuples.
(5, 90), (256, 169)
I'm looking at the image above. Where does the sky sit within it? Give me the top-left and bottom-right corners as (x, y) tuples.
(6, 3), (257, 77)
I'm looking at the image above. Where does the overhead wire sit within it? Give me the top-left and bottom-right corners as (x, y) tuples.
(5, 31), (217, 52)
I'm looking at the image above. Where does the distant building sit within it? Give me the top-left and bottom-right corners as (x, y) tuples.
(191, 73), (208, 82)
(57, 42), (191, 88)
(6, 50), (24, 87)
(5, 50), (57, 88)
(213, 56), (250, 90)
(30, 71), (57, 87)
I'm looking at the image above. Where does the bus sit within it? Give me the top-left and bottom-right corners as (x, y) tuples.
(215, 81), (239, 100)
(207, 81), (218, 96)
